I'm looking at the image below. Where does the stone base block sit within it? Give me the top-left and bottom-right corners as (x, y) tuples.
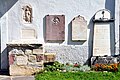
(91, 56), (117, 66)
(9, 65), (43, 76)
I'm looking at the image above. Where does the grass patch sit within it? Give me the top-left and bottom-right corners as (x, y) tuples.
(35, 71), (120, 80)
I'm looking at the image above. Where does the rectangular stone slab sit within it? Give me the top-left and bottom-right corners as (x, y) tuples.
(46, 15), (65, 41)
(21, 29), (36, 39)
(72, 16), (87, 41)
(93, 23), (111, 56)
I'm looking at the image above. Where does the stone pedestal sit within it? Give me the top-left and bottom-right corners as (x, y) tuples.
(8, 44), (44, 76)
(91, 56), (117, 66)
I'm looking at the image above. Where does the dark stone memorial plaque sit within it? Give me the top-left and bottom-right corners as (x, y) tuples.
(46, 15), (65, 41)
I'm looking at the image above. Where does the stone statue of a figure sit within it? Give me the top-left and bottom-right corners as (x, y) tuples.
(22, 5), (32, 23)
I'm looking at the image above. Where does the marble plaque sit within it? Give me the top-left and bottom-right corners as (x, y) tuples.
(72, 15), (87, 41)
(93, 24), (111, 56)
(16, 56), (28, 65)
(21, 29), (36, 39)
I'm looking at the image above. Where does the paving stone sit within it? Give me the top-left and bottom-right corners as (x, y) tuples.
(0, 77), (11, 80)
(12, 76), (35, 80)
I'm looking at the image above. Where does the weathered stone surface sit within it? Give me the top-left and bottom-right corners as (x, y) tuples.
(1, 78), (11, 80)
(93, 24), (111, 56)
(33, 49), (43, 54)
(25, 49), (32, 55)
(36, 54), (44, 62)
(72, 15), (87, 41)
(44, 53), (56, 62)
(8, 44), (44, 76)
(9, 54), (15, 65)
(9, 65), (43, 76)
(16, 56), (28, 65)
(91, 56), (117, 65)
(9, 49), (24, 55)
(28, 62), (43, 67)
(44, 45), (88, 65)
(21, 29), (37, 39)
(28, 55), (36, 63)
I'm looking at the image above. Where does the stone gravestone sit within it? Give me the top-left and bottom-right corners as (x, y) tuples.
(93, 9), (112, 56)
(72, 15), (87, 41)
(46, 15), (65, 41)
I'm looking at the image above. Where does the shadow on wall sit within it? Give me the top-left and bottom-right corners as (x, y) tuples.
(0, 47), (9, 73)
(67, 21), (86, 45)
(105, 0), (115, 18)
(0, 0), (18, 71)
(105, 0), (115, 55)
(0, 0), (18, 18)
(88, 16), (94, 65)
(43, 16), (46, 43)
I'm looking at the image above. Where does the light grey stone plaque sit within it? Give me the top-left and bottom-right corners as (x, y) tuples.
(33, 49), (43, 54)
(72, 15), (87, 41)
(21, 29), (37, 39)
(16, 56), (28, 65)
(93, 24), (111, 56)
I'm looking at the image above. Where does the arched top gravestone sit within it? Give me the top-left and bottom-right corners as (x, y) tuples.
(93, 9), (114, 56)
(72, 15), (87, 41)
(93, 9), (114, 22)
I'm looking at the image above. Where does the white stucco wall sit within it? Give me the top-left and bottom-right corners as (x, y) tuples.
(0, 0), (117, 69)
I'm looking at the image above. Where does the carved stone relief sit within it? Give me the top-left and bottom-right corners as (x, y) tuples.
(22, 5), (32, 23)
